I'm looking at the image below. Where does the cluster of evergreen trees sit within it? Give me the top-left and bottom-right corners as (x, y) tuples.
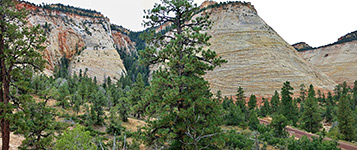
(221, 80), (357, 148)
(0, 0), (353, 149)
(28, 66), (148, 149)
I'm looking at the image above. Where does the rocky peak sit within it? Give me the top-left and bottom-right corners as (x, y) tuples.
(197, 2), (335, 96)
(199, 0), (217, 9)
(337, 30), (357, 43)
(292, 42), (313, 51)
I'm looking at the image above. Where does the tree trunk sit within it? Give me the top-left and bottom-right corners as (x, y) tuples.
(0, 58), (10, 150)
(1, 64), (10, 150)
(1, 21), (10, 150)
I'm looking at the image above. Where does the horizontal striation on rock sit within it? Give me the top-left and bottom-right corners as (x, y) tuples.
(200, 2), (336, 96)
(299, 41), (357, 86)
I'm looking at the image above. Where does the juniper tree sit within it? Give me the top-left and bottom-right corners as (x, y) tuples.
(0, 0), (46, 149)
(140, 0), (226, 148)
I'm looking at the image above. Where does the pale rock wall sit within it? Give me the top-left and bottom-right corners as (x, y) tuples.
(69, 49), (126, 83)
(199, 2), (336, 96)
(299, 41), (357, 86)
(18, 2), (137, 83)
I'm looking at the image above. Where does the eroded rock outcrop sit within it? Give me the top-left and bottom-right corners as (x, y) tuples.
(69, 49), (126, 82)
(292, 42), (313, 51)
(198, 2), (336, 96)
(18, 1), (136, 83)
(299, 39), (357, 86)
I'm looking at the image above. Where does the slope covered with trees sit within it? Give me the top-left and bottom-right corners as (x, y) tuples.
(1, 0), (355, 150)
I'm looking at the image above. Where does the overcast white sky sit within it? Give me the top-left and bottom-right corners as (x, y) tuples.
(26, 0), (357, 47)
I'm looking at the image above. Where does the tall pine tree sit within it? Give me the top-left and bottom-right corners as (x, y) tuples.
(279, 81), (298, 125)
(140, 0), (226, 148)
(235, 86), (246, 112)
(0, 0), (46, 149)
(129, 73), (145, 119)
(270, 90), (280, 114)
(337, 95), (355, 141)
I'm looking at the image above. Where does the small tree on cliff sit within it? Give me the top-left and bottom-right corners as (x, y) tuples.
(139, 0), (226, 149)
(0, 0), (46, 149)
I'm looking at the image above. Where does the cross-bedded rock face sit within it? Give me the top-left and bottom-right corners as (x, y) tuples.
(299, 40), (357, 86)
(198, 2), (336, 96)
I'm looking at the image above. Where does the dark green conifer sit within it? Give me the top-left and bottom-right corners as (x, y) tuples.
(139, 0), (226, 148)
(300, 85), (322, 133)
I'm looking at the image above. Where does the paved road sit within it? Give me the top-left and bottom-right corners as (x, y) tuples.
(259, 119), (357, 150)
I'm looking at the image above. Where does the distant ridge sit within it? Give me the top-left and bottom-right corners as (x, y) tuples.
(293, 30), (357, 51)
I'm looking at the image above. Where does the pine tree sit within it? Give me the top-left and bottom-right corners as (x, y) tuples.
(0, 0), (46, 148)
(235, 86), (246, 112)
(270, 114), (288, 138)
(259, 98), (270, 117)
(279, 81), (297, 124)
(117, 97), (129, 122)
(140, 0), (226, 148)
(91, 90), (106, 125)
(270, 90), (280, 114)
(129, 73), (145, 118)
(325, 91), (335, 123)
(352, 80), (357, 110)
(248, 111), (259, 130)
(57, 83), (70, 109)
(223, 98), (244, 126)
(334, 84), (342, 101)
(317, 89), (323, 103)
(248, 94), (257, 110)
(298, 84), (306, 103)
(300, 85), (322, 133)
(16, 101), (59, 150)
(73, 95), (81, 115)
(106, 106), (124, 136)
(337, 95), (355, 141)
(216, 90), (222, 101)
